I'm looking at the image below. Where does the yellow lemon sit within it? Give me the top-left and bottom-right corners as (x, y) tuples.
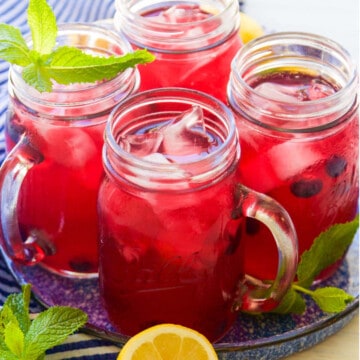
(117, 324), (219, 360)
(239, 12), (264, 44)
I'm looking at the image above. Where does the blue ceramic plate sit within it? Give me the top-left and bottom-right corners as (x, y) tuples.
(1, 231), (358, 359)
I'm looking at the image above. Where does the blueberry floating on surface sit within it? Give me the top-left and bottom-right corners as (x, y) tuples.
(326, 155), (347, 178)
(290, 179), (323, 198)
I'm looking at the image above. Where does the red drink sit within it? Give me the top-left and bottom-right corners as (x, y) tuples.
(114, 0), (242, 103)
(0, 24), (139, 277)
(228, 33), (359, 281)
(5, 112), (105, 275)
(98, 88), (297, 342)
(99, 162), (244, 340)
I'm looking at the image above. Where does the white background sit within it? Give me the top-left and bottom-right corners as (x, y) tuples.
(244, 0), (359, 62)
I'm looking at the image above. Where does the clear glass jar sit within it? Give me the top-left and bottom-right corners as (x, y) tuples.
(0, 23), (140, 278)
(98, 88), (297, 342)
(114, 0), (242, 103)
(227, 32), (359, 282)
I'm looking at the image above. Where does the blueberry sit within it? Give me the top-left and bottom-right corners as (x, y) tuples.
(290, 179), (323, 198)
(326, 155), (347, 178)
(245, 218), (261, 235)
(69, 259), (96, 273)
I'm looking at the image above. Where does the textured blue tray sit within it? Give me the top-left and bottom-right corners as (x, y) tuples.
(2, 232), (358, 360)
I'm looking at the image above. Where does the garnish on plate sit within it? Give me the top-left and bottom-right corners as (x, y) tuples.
(0, 284), (87, 360)
(271, 217), (358, 314)
(0, 0), (155, 93)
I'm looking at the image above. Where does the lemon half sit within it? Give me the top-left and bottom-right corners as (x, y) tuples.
(117, 323), (219, 360)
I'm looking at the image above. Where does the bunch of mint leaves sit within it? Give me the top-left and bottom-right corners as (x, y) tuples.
(0, 284), (87, 360)
(0, 0), (154, 93)
(271, 217), (358, 314)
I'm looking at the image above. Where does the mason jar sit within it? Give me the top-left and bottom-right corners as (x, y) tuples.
(0, 23), (140, 278)
(227, 32), (359, 282)
(114, 0), (242, 103)
(98, 87), (297, 341)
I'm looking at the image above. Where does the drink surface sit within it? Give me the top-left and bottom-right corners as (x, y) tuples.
(6, 98), (105, 275)
(236, 71), (359, 280)
(99, 105), (244, 341)
(118, 106), (221, 163)
(129, 4), (242, 103)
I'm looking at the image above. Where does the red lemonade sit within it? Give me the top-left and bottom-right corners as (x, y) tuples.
(228, 33), (359, 283)
(98, 89), (298, 342)
(99, 166), (244, 341)
(5, 109), (105, 274)
(236, 72), (359, 280)
(1, 24), (139, 277)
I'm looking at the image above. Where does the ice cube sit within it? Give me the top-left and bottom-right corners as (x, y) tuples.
(269, 141), (324, 181)
(255, 80), (336, 103)
(161, 105), (212, 161)
(255, 82), (304, 102)
(306, 80), (336, 100)
(34, 124), (98, 169)
(150, 4), (218, 47)
(119, 106), (212, 161)
(120, 131), (163, 157)
(155, 4), (210, 24)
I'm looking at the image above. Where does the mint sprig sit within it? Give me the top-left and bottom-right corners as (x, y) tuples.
(0, 284), (88, 360)
(0, 0), (155, 92)
(272, 217), (358, 315)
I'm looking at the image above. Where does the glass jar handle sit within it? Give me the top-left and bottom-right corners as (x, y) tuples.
(0, 135), (55, 265)
(232, 184), (298, 312)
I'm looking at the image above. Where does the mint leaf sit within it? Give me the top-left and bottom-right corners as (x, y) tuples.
(4, 321), (24, 357)
(0, 24), (31, 66)
(297, 217), (359, 288)
(22, 62), (53, 93)
(0, 306), (23, 359)
(46, 46), (155, 85)
(271, 218), (358, 315)
(0, 306), (19, 339)
(3, 284), (32, 334)
(23, 306), (88, 359)
(311, 287), (355, 313)
(27, 0), (57, 54)
(1, 286), (88, 360)
(0, 0), (154, 92)
(271, 288), (306, 315)
(0, 346), (18, 360)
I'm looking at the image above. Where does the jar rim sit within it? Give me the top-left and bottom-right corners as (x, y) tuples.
(104, 87), (239, 188)
(228, 31), (358, 130)
(114, 0), (240, 52)
(9, 23), (138, 103)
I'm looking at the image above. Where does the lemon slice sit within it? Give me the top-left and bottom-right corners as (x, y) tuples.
(117, 324), (219, 360)
(239, 12), (264, 44)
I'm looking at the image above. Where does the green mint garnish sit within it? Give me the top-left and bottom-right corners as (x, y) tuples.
(272, 217), (358, 315)
(0, 0), (155, 92)
(296, 218), (359, 288)
(0, 284), (88, 360)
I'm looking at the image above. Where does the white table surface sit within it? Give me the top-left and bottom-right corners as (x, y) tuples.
(244, 2), (359, 359)
(245, 0), (359, 62)
(285, 313), (359, 359)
